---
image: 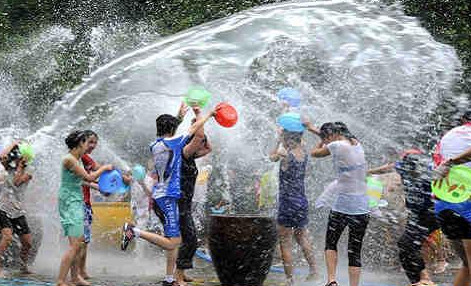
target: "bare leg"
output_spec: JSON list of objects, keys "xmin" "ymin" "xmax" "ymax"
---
[
  {"xmin": 419, "ymin": 269, "xmax": 433, "ymax": 283},
  {"xmin": 325, "ymin": 250, "xmax": 338, "ymax": 284},
  {"xmin": 167, "ymin": 249, "xmax": 179, "ymax": 284},
  {"xmin": 348, "ymin": 266, "xmax": 361, "ymax": 286},
  {"xmin": 294, "ymin": 228, "xmax": 317, "ymax": 277},
  {"xmin": 453, "ymin": 266, "xmax": 470, "ymax": 286},
  {"xmin": 18, "ymin": 233, "xmax": 32, "ymax": 274},
  {"xmin": 139, "ymin": 229, "xmax": 181, "ymax": 250},
  {"xmin": 0, "ymin": 228, "xmax": 13, "ymax": 278},
  {"xmin": 455, "ymin": 239, "xmax": 471, "ymax": 286},
  {"xmin": 70, "ymin": 242, "xmax": 89, "ymax": 286},
  {"xmin": 278, "ymin": 225, "xmax": 294, "ymax": 281},
  {"xmin": 78, "ymin": 243, "xmax": 91, "ymax": 279},
  {"xmin": 57, "ymin": 237, "xmax": 85, "ymax": 286},
  {"xmin": 175, "ymin": 269, "xmax": 186, "ymax": 285}
]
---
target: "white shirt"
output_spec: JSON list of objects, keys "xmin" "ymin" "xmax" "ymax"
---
[
  {"xmin": 438, "ymin": 124, "xmax": 471, "ymax": 168},
  {"xmin": 0, "ymin": 164, "xmax": 5, "ymax": 185},
  {"xmin": 193, "ymin": 165, "xmax": 212, "ymax": 203},
  {"xmin": 326, "ymin": 140, "xmax": 369, "ymax": 215},
  {"xmin": 131, "ymin": 175, "xmax": 154, "ymax": 228},
  {"xmin": 0, "ymin": 165, "xmax": 30, "ymax": 218}
]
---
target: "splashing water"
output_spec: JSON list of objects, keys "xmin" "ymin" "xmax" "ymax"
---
[{"xmin": 0, "ymin": 0, "xmax": 462, "ymax": 281}]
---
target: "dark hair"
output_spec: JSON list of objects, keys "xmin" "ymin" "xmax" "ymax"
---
[
  {"xmin": 399, "ymin": 152, "xmax": 430, "ymax": 178},
  {"xmin": 334, "ymin": 122, "xmax": 356, "ymax": 140},
  {"xmin": 319, "ymin": 122, "xmax": 336, "ymax": 139},
  {"xmin": 83, "ymin": 130, "xmax": 98, "ymax": 140},
  {"xmin": 461, "ymin": 111, "xmax": 471, "ymax": 123},
  {"xmin": 320, "ymin": 122, "xmax": 357, "ymax": 144},
  {"xmin": 283, "ymin": 131, "xmax": 303, "ymax": 147},
  {"xmin": 6, "ymin": 145, "xmax": 21, "ymax": 170},
  {"xmin": 65, "ymin": 130, "xmax": 87, "ymax": 150},
  {"xmin": 156, "ymin": 114, "xmax": 180, "ymax": 137}
]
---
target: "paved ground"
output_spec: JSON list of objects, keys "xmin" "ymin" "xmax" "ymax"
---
[{"xmin": 0, "ymin": 255, "xmax": 457, "ymax": 286}]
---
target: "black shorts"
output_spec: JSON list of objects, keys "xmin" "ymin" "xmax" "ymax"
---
[
  {"xmin": 0, "ymin": 211, "xmax": 31, "ymax": 236},
  {"xmin": 437, "ymin": 209, "xmax": 471, "ymax": 240}
]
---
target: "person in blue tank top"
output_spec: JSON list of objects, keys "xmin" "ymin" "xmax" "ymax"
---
[
  {"xmin": 121, "ymin": 103, "xmax": 215, "ymax": 286},
  {"xmin": 270, "ymin": 130, "xmax": 317, "ymax": 286}
]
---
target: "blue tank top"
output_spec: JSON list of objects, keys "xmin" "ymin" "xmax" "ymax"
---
[{"xmin": 278, "ymin": 152, "xmax": 308, "ymax": 209}]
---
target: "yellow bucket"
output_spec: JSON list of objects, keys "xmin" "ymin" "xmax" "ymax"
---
[{"xmin": 92, "ymin": 202, "xmax": 132, "ymax": 248}]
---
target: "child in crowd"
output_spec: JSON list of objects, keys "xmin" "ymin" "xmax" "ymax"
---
[
  {"xmin": 124, "ymin": 160, "xmax": 156, "ymax": 230},
  {"xmin": 56, "ymin": 131, "xmax": 113, "ymax": 286},
  {"xmin": 0, "ymin": 141, "xmax": 33, "ymax": 277},
  {"xmin": 255, "ymin": 168, "xmax": 278, "ymax": 216},
  {"xmin": 270, "ymin": 129, "xmax": 317, "ymax": 285},
  {"xmin": 192, "ymin": 163, "xmax": 212, "ymax": 244},
  {"xmin": 121, "ymin": 103, "xmax": 215, "ymax": 286},
  {"xmin": 121, "ymin": 162, "xmax": 162, "ymax": 258}
]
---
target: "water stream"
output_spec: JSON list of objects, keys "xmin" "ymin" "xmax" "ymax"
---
[{"xmin": 0, "ymin": 0, "xmax": 462, "ymax": 282}]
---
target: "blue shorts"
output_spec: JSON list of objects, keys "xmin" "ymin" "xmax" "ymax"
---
[
  {"xmin": 435, "ymin": 200, "xmax": 471, "ymax": 239},
  {"xmin": 277, "ymin": 204, "xmax": 309, "ymax": 228},
  {"xmin": 153, "ymin": 197, "xmax": 180, "ymax": 238},
  {"xmin": 83, "ymin": 204, "xmax": 93, "ymax": 243}
]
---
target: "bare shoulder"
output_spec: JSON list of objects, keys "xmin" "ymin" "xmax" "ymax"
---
[{"xmin": 63, "ymin": 154, "xmax": 77, "ymax": 169}]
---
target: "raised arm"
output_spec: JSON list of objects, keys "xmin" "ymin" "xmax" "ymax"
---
[
  {"xmin": 184, "ymin": 107, "xmax": 209, "ymax": 159},
  {"xmin": 269, "ymin": 141, "xmax": 286, "ymax": 162},
  {"xmin": 304, "ymin": 121, "xmax": 321, "ymax": 136},
  {"xmin": 176, "ymin": 102, "xmax": 189, "ymax": 124},
  {"xmin": 310, "ymin": 141, "xmax": 331, "ymax": 158},
  {"xmin": 188, "ymin": 109, "xmax": 215, "ymax": 137},
  {"xmin": 12, "ymin": 158, "xmax": 32, "ymax": 187},
  {"xmin": 0, "ymin": 141, "xmax": 19, "ymax": 157}
]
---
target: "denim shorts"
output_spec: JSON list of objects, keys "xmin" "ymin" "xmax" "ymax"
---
[{"xmin": 83, "ymin": 204, "xmax": 93, "ymax": 243}]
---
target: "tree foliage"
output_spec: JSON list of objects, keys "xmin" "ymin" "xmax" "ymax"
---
[
  {"xmin": 0, "ymin": 0, "xmax": 469, "ymax": 125},
  {"xmin": 402, "ymin": 0, "xmax": 471, "ymax": 91}
]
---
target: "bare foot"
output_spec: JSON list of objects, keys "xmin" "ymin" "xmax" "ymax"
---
[
  {"xmin": 56, "ymin": 282, "xmax": 69, "ymax": 286},
  {"xmin": 70, "ymin": 277, "xmax": 91, "ymax": 286},
  {"xmin": 79, "ymin": 272, "xmax": 91, "ymax": 280},
  {"xmin": 433, "ymin": 261, "xmax": 449, "ymax": 274},
  {"xmin": 183, "ymin": 276, "xmax": 193, "ymax": 282},
  {"xmin": 305, "ymin": 271, "xmax": 322, "ymax": 282},
  {"xmin": 20, "ymin": 267, "xmax": 34, "ymax": 275},
  {"xmin": 185, "ymin": 275, "xmax": 205, "ymax": 283},
  {"xmin": 417, "ymin": 281, "xmax": 437, "ymax": 286},
  {"xmin": 175, "ymin": 270, "xmax": 188, "ymax": 286}
]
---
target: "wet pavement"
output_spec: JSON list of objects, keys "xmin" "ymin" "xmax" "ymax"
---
[{"xmin": 0, "ymin": 254, "xmax": 458, "ymax": 286}]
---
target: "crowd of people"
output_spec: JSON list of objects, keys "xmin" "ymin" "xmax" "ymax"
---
[{"xmin": 1, "ymin": 96, "xmax": 471, "ymax": 286}]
